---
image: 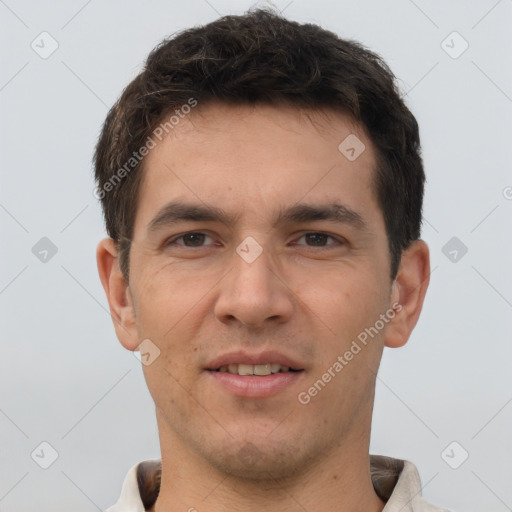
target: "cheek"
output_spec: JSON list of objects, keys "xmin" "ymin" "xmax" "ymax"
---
[
  {"xmin": 296, "ymin": 268, "xmax": 390, "ymax": 388},
  {"xmin": 301, "ymin": 266, "xmax": 386, "ymax": 335},
  {"xmin": 133, "ymin": 260, "xmax": 209, "ymax": 334},
  {"xmin": 134, "ymin": 260, "xmax": 220, "ymax": 351}
]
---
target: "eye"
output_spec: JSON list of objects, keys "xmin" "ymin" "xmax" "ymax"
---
[
  {"xmin": 293, "ymin": 232, "xmax": 344, "ymax": 248},
  {"xmin": 165, "ymin": 232, "xmax": 215, "ymax": 247}
]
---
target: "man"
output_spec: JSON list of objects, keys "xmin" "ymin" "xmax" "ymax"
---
[{"xmin": 95, "ymin": 8, "xmax": 448, "ymax": 512}]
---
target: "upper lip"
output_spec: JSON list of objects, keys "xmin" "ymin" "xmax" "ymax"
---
[{"xmin": 206, "ymin": 350, "xmax": 305, "ymax": 371}]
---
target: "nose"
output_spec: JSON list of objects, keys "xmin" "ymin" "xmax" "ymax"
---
[{"xmin": 213, "ymin": 239, "xmax": 295, "ymax": 329}]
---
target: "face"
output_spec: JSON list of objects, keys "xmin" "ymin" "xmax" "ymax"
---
[{"xmin": 114, "ymin": 103, "xmax": 403, "ymax": 479}]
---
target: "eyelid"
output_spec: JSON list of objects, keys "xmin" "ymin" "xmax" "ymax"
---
[
  {"xmin": 164, "ymin": 231, "xmax": 216, "ymax": 247},
  {"xmin": 292, "ymin": 232, "xmax": 346, "ymax": 247},
  {"xmin": 163, "ymin": 230, "xmax": 347, "ymax": 248}
]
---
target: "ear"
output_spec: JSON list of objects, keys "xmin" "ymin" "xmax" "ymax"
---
[
  {"xmin": 384, "ymin": 240, "xmax": 430, "ymax": 348},
  {"xmin": 96, "ymin": 238, "xmax": 139, "ymax": 351}
]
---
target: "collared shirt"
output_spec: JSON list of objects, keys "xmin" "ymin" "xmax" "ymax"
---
[{"xmin": 105, "ymin": 454, "xmax": 451, "ymax": 512}]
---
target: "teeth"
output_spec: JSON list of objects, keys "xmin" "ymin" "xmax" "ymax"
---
[
  {"xmin": 221, "ymin": 363, "xmax": 292, "ymax": 376},
  {"xmin": 251, "ymin": 363, "xmax": 269, "ymax": 375},
  {"xmin": 238, "ymin": 364, "xmax": 253, "ymax": 376},
  {"xmin": 270, "ymin": 363, "xmax": 281, "ymax": 374}
]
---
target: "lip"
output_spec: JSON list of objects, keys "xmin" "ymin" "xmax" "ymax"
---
[
  {"xmin": 207, "ymin": 369, "xmax": 305, "ymax": 398},
  {"xmin": 206, "ymin": 349, "xmax": 305, "ymax": 371}
]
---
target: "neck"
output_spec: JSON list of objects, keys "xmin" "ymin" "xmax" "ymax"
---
[{"xmin": 152, "ymin": 410, "xmax": 385, "ymax": 512}]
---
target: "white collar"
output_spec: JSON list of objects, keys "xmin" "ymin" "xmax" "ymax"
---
[{"xmin": 106, "ymin": 454, "xmax": 449, "ymax": 511}]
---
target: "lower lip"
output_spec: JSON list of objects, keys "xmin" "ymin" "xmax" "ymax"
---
[{"xmin": 207, "ymin": 370, "xmax": 304, "ymax": 398}]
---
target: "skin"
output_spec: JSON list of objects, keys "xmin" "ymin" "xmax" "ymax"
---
[{"xmin": 97, "ymin": 102, "xmax": 430, "ymax": 512}]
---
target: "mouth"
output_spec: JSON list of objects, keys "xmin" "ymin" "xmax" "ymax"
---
[
  {"xmin": 206, "ymin": 362, "xmax": 305, "ymax": 398},
  {"xmin": 209, "ymin": 363, "xmax": 304, "ymax": 376},
  {"xmin": 205, "ymin": 350, "xmax": 306, "ymax": 397}
]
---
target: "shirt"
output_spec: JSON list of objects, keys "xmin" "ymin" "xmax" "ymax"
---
[{"xmin": 105, "ymin": 454, "xmax": 452, "ymax": 512}]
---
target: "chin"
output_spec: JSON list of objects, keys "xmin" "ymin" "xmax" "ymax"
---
[{"xmin": 199, "ymin": 436, "xmax": 317, "ymax": 482}]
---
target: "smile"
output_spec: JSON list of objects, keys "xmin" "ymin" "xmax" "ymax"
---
[{"xmin": 212, "ymin": 363, "xmax": 302, "ymax": 376}]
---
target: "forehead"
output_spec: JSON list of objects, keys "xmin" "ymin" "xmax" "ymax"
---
[{"xmin": 133, "ymin": 102, "xmax": 382, "ymax": 233}]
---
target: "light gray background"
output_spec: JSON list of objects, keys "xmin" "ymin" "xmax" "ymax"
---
[{"xmin": 1, "ymin": 0, "xmax": 511, "ymax": 511}]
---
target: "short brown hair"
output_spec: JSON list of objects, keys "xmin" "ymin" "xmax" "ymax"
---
[{"xmin": 94, "ymin": 7, "xmax": 424, "ymax": 281}]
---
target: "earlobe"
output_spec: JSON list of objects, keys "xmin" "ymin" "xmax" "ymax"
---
[
  {"xmin": 96, "ymin": 238, "xmax": 139, "ymax": 351},
  {"xmin": 384, "ymin": 240, "xmax": 430, "ymax": 349}
]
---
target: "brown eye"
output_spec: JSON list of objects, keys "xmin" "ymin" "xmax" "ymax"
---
[
  {"xmin": 166, "ymin": 232, "xmax": 213, "ymax": 247},
  {"xmin": 305, "ymin": 233, "xmax": 329, "ymax": 246},
  {"xmin": 295, "ymin": 232, "xmax": 343, "ymax": 247},
  {"xmin": 181, "ymin": 233, "xmax": 206, "ymax": 246}
]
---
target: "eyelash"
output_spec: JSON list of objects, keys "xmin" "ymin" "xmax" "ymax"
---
[{"xmin": 164, "ymin": 231, "xmax": 346, "ymax": 249}]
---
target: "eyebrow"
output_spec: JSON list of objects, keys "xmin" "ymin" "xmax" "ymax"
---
[{"xmin": 147, "ymin": 200, "xmax": 368, "ymax": 233}]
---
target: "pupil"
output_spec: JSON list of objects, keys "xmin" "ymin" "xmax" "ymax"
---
[
  {"xmin": 306, "ymin": 233, "xmax": 326, "ymax": 246},
  {"xmin": 184, "ymin": 233, "xmax": 204, "ymax": 246}
]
